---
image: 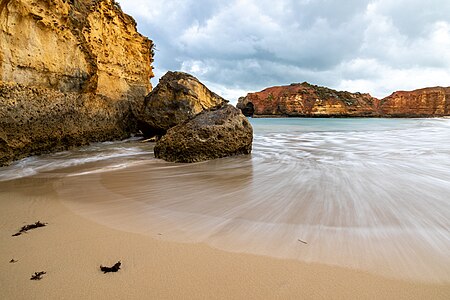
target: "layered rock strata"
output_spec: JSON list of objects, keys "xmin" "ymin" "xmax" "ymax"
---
[
  {"xmin": 0, "ymin": 0, "xmax": 154, "ymax": 166},
  {"xmin": 380, "ymin": 87, "xmax": 450, "ymax": 117},
  {"xmin": 237, "ymin": 83, "xmax": 450, "ymax": 118},
  {"xmin": 237, "ymin": 83, "xmax": 378, "ymax": 117}
]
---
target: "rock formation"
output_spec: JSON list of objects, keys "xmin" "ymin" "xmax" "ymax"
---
[
  {"xmin": 139, "ymin": 71, "xmax": 252, "ymax": 163},
  {"xmin": 154, "ymin": 104, "xmax": 253, "ymax": 163},
  {"xmin": 137, "ymin": 71, "xmax": 226, "ymax": 137},
  {"xmin": 380, "ymin": 87, "xmax": 450, "ymax": 117},
  {"xmin": 237, "ymin": 83, "xmax": 450, "ymax": 118},
  {"xmin": 0, "ymin": 0, "xmax": 154, "ymax": 166},
  {"xmin": 237, "ymin": 82, "xmax": 379, "ymax": 117}
]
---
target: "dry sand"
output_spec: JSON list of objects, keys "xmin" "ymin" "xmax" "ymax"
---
[{"xmin": 1, "ymin": 181, "xmax": 449, "ymax": 300}]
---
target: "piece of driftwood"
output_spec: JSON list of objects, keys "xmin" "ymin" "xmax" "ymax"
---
[
  {"xmin": 30, "ymin": 271, "xmax": 46, "ymax": 280},
  {"xmin": 9, "ymin": 259, "xmax": 18, "ymax": 263},
  {"xmin": 12, "ymin": 221, "xmax": 47, "ymax": 236},
  {"xmin": 100, "ymin": 261, "xmax": 121, "ymax": 273},
  {"xmin": 298, "ymin": 239, "xmax": 308, "ymax": 244}
]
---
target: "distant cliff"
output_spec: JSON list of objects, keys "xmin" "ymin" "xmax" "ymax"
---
[
  {"xmin": 237, "ymin": 82, "xmax": 378, "ymax": 117},
  {"xmin": 380, "ymin": 87, "xmax": 450, "ymax": 117},
  {"xmin": 0, "ymin": 0, "xmax": 154, "ymax": 166},
  {"xmin": 237, "ymin": 83, "xmax": 450, "ymax": 118}
]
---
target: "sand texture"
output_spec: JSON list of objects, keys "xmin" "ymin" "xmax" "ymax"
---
[{"xmin": 0, "ymin": 177, "xmax": 449, "ymax": 300}]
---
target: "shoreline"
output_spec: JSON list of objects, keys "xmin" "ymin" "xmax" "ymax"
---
[{"xmin": 1, "ymin": 178, "xmax": 449, "ymax": 299}]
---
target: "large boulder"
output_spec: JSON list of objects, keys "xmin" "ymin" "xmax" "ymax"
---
[
  {"xmin": 154, "ymin": 104, "xmax": 253, "ymax": 163},
  {"xmin": 138, "ymin": 71, "xmax": 227, "ymax": 136}
]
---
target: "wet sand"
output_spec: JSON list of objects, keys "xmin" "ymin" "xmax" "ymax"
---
[
  {"xmin": 1, "ymin": 118, "xmax": 450, "ymax": 299},
  {"xmin": 1, "ymin": 178, "xmax": 449, "ymax": 299}
]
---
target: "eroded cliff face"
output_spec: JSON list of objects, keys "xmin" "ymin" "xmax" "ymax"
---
[
  {"xmin": 237, "ymin": 82, "xmax": 379, "ymax": 117},
  {"xmin": 237, "ymin": 83, "xmax": 450, "ymax": 118},
  {"xmin": 0, "ymin": 0, "xmax": 154, "ymax": 165},
  {"xmin": 380, "ymin": 87, "xmax": 450, "ymax": 117}
]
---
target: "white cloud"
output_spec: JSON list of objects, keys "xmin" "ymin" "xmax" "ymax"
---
[
  {"xmin": 118, "ymin": 0, "xmax": 450, "ymax": 101},
  {"xmin": 204, "ymin": 81, "xmax": 249, "ymax": 104},
  {"xmin": 337, "ymin": 59, "xmax": 450, "ymax": 98},
  {"xmin": 180, "ymin": 60, "xmax": 210, "ymax": 76}
]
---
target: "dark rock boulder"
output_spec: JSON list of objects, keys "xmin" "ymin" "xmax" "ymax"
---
[
  {"xmin": 154, "ymin": 105, "xmax": 253, "ymax": 163},
  {"xmin": 138, "ymin": 71, "xmax": 227, "ymax": 137}
]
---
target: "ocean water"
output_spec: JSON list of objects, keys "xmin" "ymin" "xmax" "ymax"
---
[{"xmin": 1, "ymin": 118, "xmax": 450, "ymax": 282}]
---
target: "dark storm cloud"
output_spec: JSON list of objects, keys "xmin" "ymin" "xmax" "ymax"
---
[{"xmin": 119, "ymin": 0, "xmax": 450, "ymax": 101}]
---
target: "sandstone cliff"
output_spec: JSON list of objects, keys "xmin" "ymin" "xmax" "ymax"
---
[
  {"xmin": 237, "ymin": 82, "xmax": 379, "ymax": 117},
  {"xmin": 380, "ymin": 87, "xmax": 450, "ymax": 117},
  {"xmin": 237, "ymin": 83, "xmax": 450, "ymax": 118},
  {"xmin": 0, "ymin": 0, "xmax": 154, "ymax": 166}
]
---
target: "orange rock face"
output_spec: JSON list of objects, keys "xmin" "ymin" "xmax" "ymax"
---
[
  {"xmin": 0, "ymin": 0, "xmax": 154, "ymax": 166},
  {"xmin": 237, "ymin": 82, "xmax": 379, "ymax": 117},
  {"xmin": 380, "ymin": 87, "xmax": 450, "ymax": 117},
  {"xmin": 237, "ymin": 83, "xmax": 450, "ymax": 118}
]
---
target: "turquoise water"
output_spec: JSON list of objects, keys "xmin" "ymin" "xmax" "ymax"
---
[
  {"xmin": 250, "ymin": 117, "xmax": 432, "ymax": 132},
  {"xmin": 1, "ymin": 118, "xmax": 450, "ymax": 282}
]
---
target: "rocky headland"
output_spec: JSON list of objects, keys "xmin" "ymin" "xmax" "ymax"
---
[
  {"xmin": 0, "ymin": 0, "xmax": 154, "ymax": 166},
  {"xmin": 380, "ymin": 87, "xmax": 450, "ymax": 117},
  {"xmin": 237, "ymin": 83, "xmax": 450, "ymax": 118}
]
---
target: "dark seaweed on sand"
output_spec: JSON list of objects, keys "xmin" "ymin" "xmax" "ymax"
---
[
  {"xmin": 100, "ymin": 261, "xmax": 121, "ymax": 273},
  {"xmin": 30, "ymin": 271, "xmax": 46, "ymax": 280},
  {"xmin": 12, "ymin": 221, "xmax": 47, "ymax": 236}
]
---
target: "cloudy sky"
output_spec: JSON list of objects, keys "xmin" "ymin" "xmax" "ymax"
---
[{"xmin": 118, "ymin": 0, "xmax": 450, "ymax": 103}]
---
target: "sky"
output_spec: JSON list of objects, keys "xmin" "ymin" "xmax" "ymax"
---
[{"xmin": 118, "ymin": 0, "xmax": 450, "ymax": 103}]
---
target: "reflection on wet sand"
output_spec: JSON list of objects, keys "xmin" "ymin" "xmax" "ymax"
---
[
  {"xmin": 54, "ymin": 118, "xmax": 450, "ymax": 283},
  {"xmin": 1, "ymin": 118, "xmax": 449, "ymax": 283}
]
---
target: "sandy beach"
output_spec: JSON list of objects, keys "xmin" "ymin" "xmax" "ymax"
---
[
  {"xmin": 1, "ymin": 177, "xmax": 449, "ymax": 300},
  {"xmin": 1, "ymin": 0, "xmax": 450, "ymax": 298}
]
